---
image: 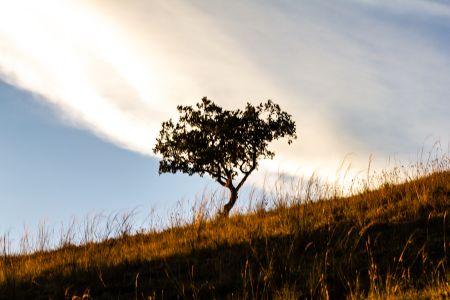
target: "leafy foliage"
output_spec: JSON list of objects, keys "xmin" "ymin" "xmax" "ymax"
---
[{"xmin": 153, "ymin": 97, "xmax": 297, "ymax": 214}]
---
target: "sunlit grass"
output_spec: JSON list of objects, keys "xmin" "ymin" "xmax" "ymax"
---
[{"xmin": 0, "ymin": 148, "xmax": 449, "ymax": 299}]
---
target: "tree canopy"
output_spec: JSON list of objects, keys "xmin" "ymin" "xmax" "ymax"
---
[{"xmin": 153, "ymin": 97, "xmax": 297, "ymax": 216}]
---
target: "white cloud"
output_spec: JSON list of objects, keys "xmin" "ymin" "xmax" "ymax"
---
[
  {"xmin": 0, "ymin": 0, "xmax": 297, "ymax": 155},
  {"xmin": 0, "ymin": 0, "xmax": 448, "ymax": 182}
]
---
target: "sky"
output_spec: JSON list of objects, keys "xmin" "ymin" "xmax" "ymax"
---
[{"xmin": 0, "ymin": 0, "xmax": 449, "ymax": 247}]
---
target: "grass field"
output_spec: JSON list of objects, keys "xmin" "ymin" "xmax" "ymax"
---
[{"xmin": 1, "ymin": 152, "xmax": 449, "ymax": 299}]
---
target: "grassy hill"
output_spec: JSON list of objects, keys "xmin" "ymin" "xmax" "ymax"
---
[{"xmin": 1, "ymin": 167, "xmax": 449, "ymax": 299}]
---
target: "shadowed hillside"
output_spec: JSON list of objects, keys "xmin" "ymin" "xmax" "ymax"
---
[{"xmin": 1, "ymin": 166, "xmax": 449, "ymax": 299}]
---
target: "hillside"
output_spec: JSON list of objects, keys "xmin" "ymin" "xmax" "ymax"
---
[{"xmin": 1, "ymin": 169, "xmax": 449, "ymax": 299}]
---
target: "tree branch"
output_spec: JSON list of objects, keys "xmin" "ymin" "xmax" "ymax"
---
[
  {"xmin": 236, "ymin": 146, "xmax": 257, "ymax": 191},
  {"xmin": 215, "ymin": 165, "xmax": 227, "ymax": 186},
  {"xmin": 236, "ymin": 168, "xmax": 254, "ymax": 191},
  {"xmin": 219, "ymin": 161, "xmax": 233, "ymax": 184},
  {"xmin": 216, "ymin": 178, "xmax": 226, "ymax": 187}
]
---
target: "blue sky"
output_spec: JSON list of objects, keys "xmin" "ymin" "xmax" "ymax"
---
[
  {"xmin": 0, "ymin": 0, "xmax": 449, "ymax": 246},
  {"xmin": 0, "ymin": 80, "xmax": 211, "ymax": 239}
]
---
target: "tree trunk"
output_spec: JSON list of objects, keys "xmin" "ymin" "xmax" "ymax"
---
[{"xmin": 222, "ymin": 188, "xmax": 238, "ymax": 217}]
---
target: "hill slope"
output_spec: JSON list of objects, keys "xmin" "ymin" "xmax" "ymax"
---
[{"xmin": 1, "ymin": 171, "xmax": 449, "ymax": 299}]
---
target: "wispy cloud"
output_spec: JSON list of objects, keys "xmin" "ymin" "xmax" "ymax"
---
[
  {"xmin": 0, "ymin": 0, "xmax": 283, "ymax": 155},
  {"xmin": 0, "ymin": 0, "xmax": 448, "ymax": 178}
]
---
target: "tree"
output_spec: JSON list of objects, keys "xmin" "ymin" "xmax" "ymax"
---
[{"xmin": 153, "ymin": 97, "xmax": 297, "ymax": 216}]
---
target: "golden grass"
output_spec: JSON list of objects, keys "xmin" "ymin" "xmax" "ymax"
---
[{"xmin": 1, "ymin": 153, "xmax": 449, "ymax": 299}]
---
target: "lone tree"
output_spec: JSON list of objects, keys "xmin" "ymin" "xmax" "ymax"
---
[{"xmin": 153, "ymin": 97, "xmax": 297, "ymax": 216}]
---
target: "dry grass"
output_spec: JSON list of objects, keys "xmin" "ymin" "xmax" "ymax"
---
[{"xmin": 0, "ymin": 150, "xmax": 449, "ymax": 299}]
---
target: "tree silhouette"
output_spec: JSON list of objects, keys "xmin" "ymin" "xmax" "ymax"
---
[{"xmin": 153, "ymin": 97, "xmax": 297, "ymax": 216}]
